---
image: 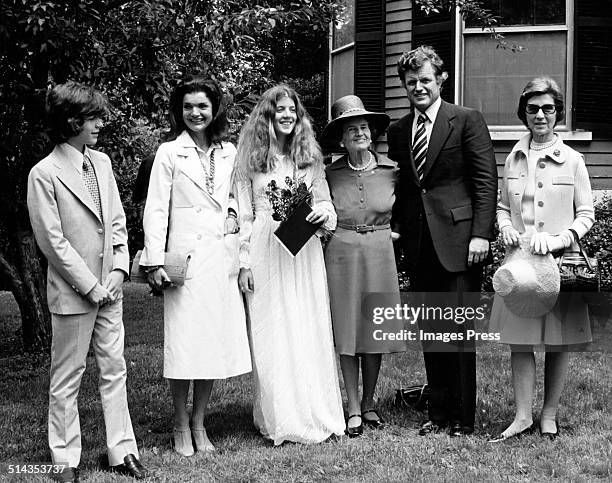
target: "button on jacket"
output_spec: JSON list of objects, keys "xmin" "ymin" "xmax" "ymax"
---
[
  {"xmin": 497, "ymin": 134, "xmax": 595, "ymax": 247},
  {"xmin": 27, "ymin": 143, "xmax": 129, "ymax": 314}
]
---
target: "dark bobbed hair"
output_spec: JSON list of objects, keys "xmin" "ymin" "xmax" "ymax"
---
[
  {"xmin": 169, "ymin": 75, "xmax": 228, "ymax": 143},
  {"xmin": 517, "ymin": 76, "xmax": 565, "ymax": 127},
  {"xmin": 397, "ymin": 45, "xmax": 447, "ymax": 88},
  {"xmin": 46, "ymin": 82, "xmax": 108, "ymax": 144}
]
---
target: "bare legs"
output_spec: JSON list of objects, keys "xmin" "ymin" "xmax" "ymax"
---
[
  {"xmin": 169, "ymin": 379, "xmax": 215, "ymax": 455},
  {"xmin": 500, "ymin": 349, "xmax": 569, "ymax": 438},
  {"xmin": 340, "ymin": 354, "xmax": 383, "ymax": 428}
]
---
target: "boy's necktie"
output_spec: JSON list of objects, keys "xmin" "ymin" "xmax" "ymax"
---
[{"xmin": 82, "ymin": 155, "xmax": 103, "ymax": 220}]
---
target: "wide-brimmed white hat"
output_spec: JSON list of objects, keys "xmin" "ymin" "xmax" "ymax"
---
[
  {"xmin": 493, "ymin": 240, "xmax": 560, "ymax": 318},
  {"xmin": 321, "ymin": 95, "xmax": 390, "ymax": 147}
]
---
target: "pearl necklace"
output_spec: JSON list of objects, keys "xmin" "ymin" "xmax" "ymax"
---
[
  {"xmin": 530, "ymin": 135, "xmax": 558, "ymax": 151},
  {"xmin": 347, "ymin": 151, "xmax": 374, "ymax": 171}
]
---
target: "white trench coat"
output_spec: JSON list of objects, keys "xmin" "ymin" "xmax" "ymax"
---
[{"xmin": 142, "ymin": 131, "xmax": 251, "ymax": 379}]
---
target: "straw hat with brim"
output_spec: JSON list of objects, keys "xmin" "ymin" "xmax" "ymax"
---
[
  {"xmin": 493, "ymin": 242, "xmax": 560, "ymax": 318},
  {"xmin": 322, "ymin": 95, "xmax": 390, "ymax": 147}
]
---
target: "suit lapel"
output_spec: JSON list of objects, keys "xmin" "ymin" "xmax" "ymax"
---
[
  {"xmin": 55, "ymin": 154, "xmax": 102, "ymax": 222},
  {"xmin": 422, "ymin": 101, "xmax": 454, "ymax": 181}
]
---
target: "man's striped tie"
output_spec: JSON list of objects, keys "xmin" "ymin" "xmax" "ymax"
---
[{"xmin": 413, "ymin": 114, "xmax": 428, "ymax": 181}]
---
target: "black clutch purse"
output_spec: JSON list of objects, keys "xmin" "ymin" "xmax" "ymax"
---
[{"xmin": 558, "ymin": 244, "xmax": 600, "ymax": 292}]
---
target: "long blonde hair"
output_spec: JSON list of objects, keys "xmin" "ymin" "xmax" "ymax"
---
[{"xmin": 236, "ymin": 84, "xmax": 322, "ymax": 175}]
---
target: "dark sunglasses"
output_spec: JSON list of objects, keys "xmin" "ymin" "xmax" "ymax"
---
[{"xmin": 525, "ymin": 104, "xmax": 556, "ymax": 115}]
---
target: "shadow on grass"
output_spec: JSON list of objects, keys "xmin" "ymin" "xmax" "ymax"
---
[{"xmin": 1, "ymin": 286, "xmax": 611, "ymax": 480}]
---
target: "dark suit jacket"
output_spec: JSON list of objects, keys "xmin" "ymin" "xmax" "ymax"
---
[{"xmin": 388, "ymin": 100, "xmax": 497, "ymax": 273}]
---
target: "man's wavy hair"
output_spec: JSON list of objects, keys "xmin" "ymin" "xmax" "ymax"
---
[
  {"xmin": 169, "ymin": 75, "xmax": 228, "ymax": 143},
  {"xmin": 236, "ymin": 84, "xmax": 322, "ymax": 175},
  {"xmin": 397, "ymin": 45, "xmax": 448, "ymax": 88},
  {"xmin": 46, "ymin": 82, "xmax": 108, "ymax": 144}
]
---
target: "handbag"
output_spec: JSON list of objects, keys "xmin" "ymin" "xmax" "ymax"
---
[
  {"xmin": 557, "ymin": 243, "xmax": 600, "ymax": 292},
  {"xmin": 130, "ymin": 250, "xmax": 191, "ymax": 286},
  {"xmin": 394, "ymin": 384, "xmax": 430, "ymax": 412}
]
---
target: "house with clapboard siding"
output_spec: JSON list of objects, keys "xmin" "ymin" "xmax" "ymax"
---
[{"xmin": 329, "ymin": 0, "xmax": 612, "ymax": 190}]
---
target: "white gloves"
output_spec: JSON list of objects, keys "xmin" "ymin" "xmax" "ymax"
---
[
  {"xmin": 530, "ymin": 230, "xmax": 574, "ymax": 255},
  {"xmin": 501, "ymin": 226, "xmax": 575, "ymax": 254}
]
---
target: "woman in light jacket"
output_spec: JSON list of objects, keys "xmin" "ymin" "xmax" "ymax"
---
[
  {"xmin": 488, "ymin": 76, "xmax": 594, "ymax": 442},
  {"xmin": 141, "ymin": 75, "xmax": 251, "ymax": 456}
]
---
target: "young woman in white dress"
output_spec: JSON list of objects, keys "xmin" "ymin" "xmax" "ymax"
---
[
  {"xmin": 235, "ymin": 84, "xmax": 345, "ymax": 445},
  {"xmin": 142, "ymin": 75, "xmax": 251, "ymax": 456}
]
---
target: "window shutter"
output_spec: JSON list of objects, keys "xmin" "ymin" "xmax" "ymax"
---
[
  {"xmin": 354, "ymin": 0, "xmax": 385, "ymax": 112},
  {"xmin": 412, "ymin": 5, "xmax": 454, "ymax": 103},
  {"xmin": 574, "ymin": 1, "xmax": 612, "ymax": 136}
]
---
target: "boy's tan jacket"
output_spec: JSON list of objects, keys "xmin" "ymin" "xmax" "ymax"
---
[{"xmin": 27, "ymin": 143, "xmax": 129, "ymax": 314}]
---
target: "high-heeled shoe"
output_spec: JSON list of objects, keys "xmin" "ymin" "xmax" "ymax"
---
[
  {"xmin": 192, "ymin": 427, "xmax": 216, "ymax": 452},
  {"xmin": 173, "ymin": 428, "xmax": 195, "ymax": 457}
]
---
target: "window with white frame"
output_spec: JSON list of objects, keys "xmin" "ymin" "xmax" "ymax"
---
[
  {"xmin": 459, "ymin": 0, "xmax": 571, "ymax": 129},
  {"xmin": 330, "ymin": 0, "xmax": 356, "ymax": 103}
]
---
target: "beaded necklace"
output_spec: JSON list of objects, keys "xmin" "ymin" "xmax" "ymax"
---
[
  {"xmin": 530, "ymin": 135, "xmax": 558, "ymax": 151},
  {"xmin": 347, "ymin": 151, "xmax": 374, "ymax": 171}
]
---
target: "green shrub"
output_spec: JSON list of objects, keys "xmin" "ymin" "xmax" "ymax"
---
[{"xmin": 582, "ymin": 194, "xmax": 612, "ymax": 291}]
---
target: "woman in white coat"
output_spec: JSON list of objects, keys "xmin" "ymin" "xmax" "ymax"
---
[{"xmin": 141, "ymin": 75, "xmax": 251, "ymax": 456}]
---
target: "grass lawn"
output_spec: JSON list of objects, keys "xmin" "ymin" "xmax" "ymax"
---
[{"xmin": 0, "ymin": 284, "xmax": 610, "ymax": 482}]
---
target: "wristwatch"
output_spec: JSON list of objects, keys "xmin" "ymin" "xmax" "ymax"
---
[{"xmin": 144, "ymin": 265, "xmax": 162, "ymax": 274}]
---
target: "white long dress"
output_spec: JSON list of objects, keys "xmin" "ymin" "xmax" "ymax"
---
[
  {"xmin": 236, "ymin": 156, "xmax": 345, "ymax": 445},
  {"xmin": 142, "ymin": 132, "xmax": 252, "ymax": 379}
]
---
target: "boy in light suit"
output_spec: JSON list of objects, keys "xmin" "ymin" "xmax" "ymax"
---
[{"xmin": 27, "ymin": 82, "xmax": 147, "ymax": 482}]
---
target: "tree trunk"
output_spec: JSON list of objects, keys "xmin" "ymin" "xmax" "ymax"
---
[{"xmin": 0, "ymin": 231, "xmax": 51, "ymax": 352}]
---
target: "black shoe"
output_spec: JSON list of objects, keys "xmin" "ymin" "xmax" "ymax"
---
[
  {"xmin": 488, "ymin": 423, "xmax": 534, "ymax": 443},
  {"xmin": 361, "ymin": 409, "xmax": 385, "ymax": 429},
  {"xmin": 449, "ymin": 422, "xmax": 474, "ymax": 437},
  {"xmin": 110, "ymin": 454, "xmax": 148, "ymax": 480},
  {"xmin": 540, "ymin": 420, "xmax": 560, "ymax": 441},
  {"xmin": 50, "ymin": 467, "xmax": 79, "ymax": 483},
  {"xmin": 345, "ymin": 414, "xmax": 363, "ymax": 438},
  {"xmin": 418, "ymin": 420, "xmax": 446, "ymax": 436}
]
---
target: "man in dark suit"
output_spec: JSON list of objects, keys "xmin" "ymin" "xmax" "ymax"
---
[{"xmin": 388, "ymin": 46, "xmax": 497, "ymax": 437}]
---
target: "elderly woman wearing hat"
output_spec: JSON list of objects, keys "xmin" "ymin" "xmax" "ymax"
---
[
  {"xmin": 322, "ymin": 95, "xmax": 406, "ymax": 437},
  {"xmin": 488, "ymin": 76, "xmax": 595, "ymax": 442}
]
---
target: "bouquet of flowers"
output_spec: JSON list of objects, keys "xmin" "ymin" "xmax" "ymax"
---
[{"xmin": 264, "ymin": 175, "xmax": 312, "ymax": 222}]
